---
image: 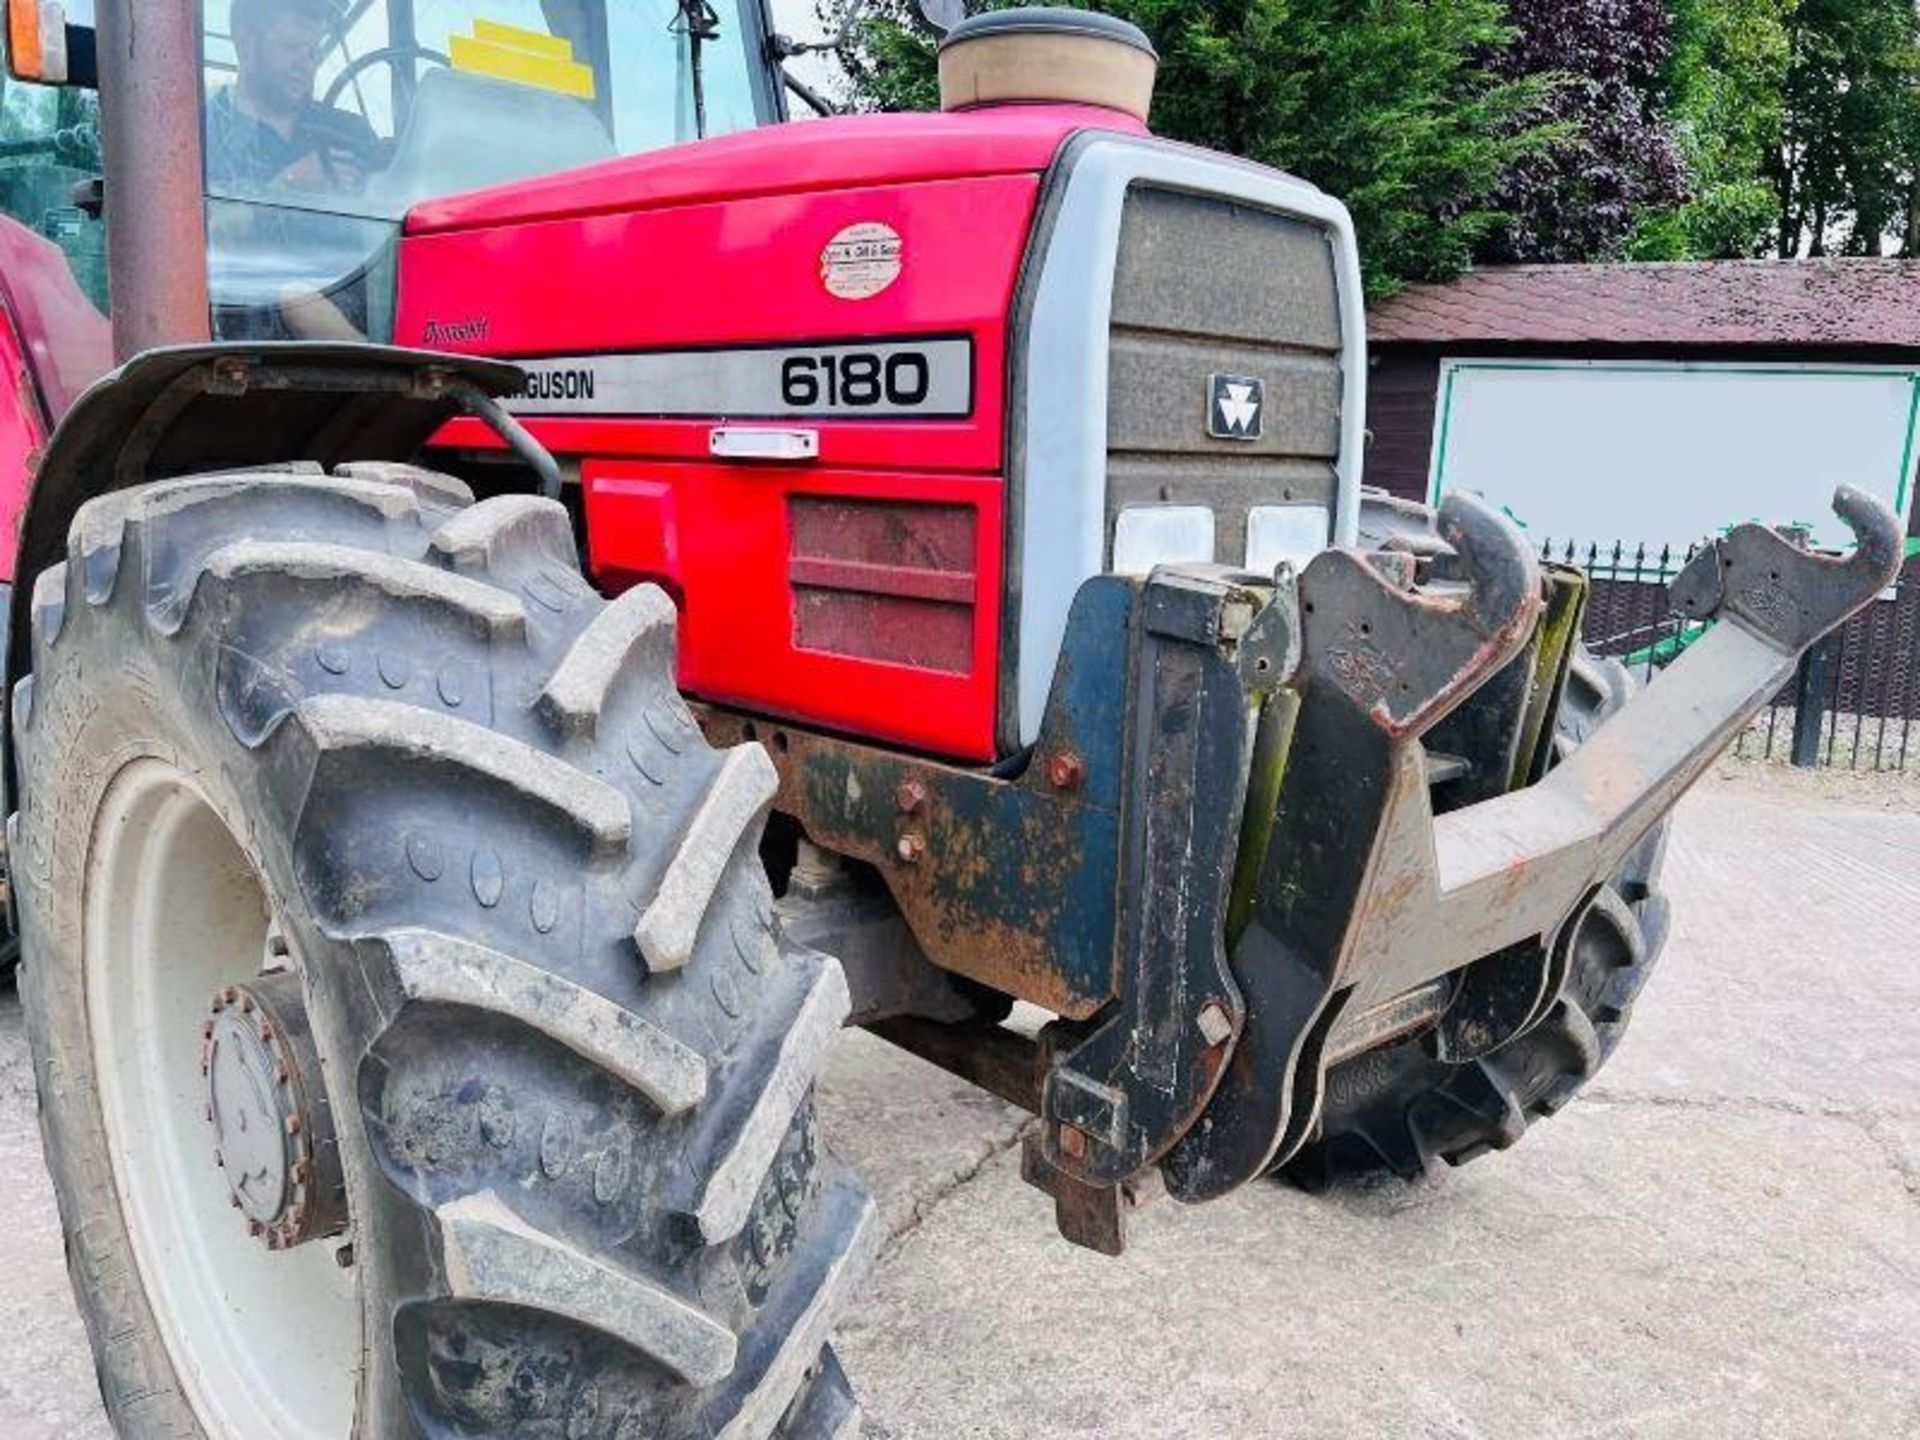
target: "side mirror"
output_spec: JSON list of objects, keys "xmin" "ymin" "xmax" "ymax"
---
[{"xmin": 6, "ymin": 0, "xmax": 95, "ymax": 86}]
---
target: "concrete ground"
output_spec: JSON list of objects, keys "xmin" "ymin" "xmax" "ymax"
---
[{"xmin": 0, "ymin": 761, "xmax": 1915, "ymax": 1438}]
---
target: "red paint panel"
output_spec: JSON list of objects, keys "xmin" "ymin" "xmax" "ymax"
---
[
  {"xmin": 0, "ymin": 302, "xmax": 47, "ymax": 583},
  {"xmin": 587, "ymin": 460, "xmax": 1003, "ymax": 761},
  {"xmin": 0, "ymin": 217, "xmax": 110, "ymax": 424},
  {"xmin": 430, "ymin": 411, "xmax": 1004, "ymax": 476},
  {"xmin": 407, "ymin": 106, "xmax": 1142, "ymax": 234},
  {"xmin": 398, "ymin": 174, "xmax": 1038, "ymax": 474},
  {"xmin": 397, "ymin": 108, "xmax": 1085, "ymax": 757}
]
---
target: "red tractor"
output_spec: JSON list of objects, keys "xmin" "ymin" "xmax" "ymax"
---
[{"xmin": 0, "ymin": 1, "xmax": 1900, "ymax": 1435}]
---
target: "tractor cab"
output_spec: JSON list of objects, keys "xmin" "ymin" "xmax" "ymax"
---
[
  {"xmin": 195, "ymin": 0, "xmax": 781, "ymax": 341},
  {"xmin": 1, "ymin": 0, "xmax": 783, "ymax": 361}
]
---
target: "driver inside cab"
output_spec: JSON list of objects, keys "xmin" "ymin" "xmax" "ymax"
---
[{"xmin": 205, "ymin": 0, "xmax": 378, "ymax": 195}]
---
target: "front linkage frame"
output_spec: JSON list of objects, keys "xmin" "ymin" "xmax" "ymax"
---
[{"xmin": 712, "ymin": 485, "xmax": 1903, "ymax": 1254}]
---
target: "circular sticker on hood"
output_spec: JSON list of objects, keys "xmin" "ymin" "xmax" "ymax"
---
[{"xmin": 821, "ymin": 222, "xmax": 903, "ymax": 300}]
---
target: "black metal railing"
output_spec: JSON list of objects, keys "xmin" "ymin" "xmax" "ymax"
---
[{"xmin": 1540, "ymin": 537, "xmax": 1920, "ymax": 773}]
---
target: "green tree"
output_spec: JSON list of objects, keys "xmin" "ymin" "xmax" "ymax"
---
[
  {"xmin": 839, "ymin": 0, "xmax": 1551, "ymax": 298},
  {"xmin": 1632, "ymin": 0, "xmax": 1793, "ymax": 259},
  {"xmin": 1773, "ymin": 0, "xmax": 1920, "ymax": 256}
]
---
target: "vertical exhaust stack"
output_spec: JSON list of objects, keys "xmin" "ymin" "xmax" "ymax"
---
[
  {"xmin": 95, "ymin": 0, "xmax": 212, "ymax": 359},
  {"xmin": 937, "ymin": 7, "xmax": 1159, "ymax": 123}
]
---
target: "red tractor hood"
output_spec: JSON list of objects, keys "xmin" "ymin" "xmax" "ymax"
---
[
  {"xmin": 394, "ymin": 104, "xmax": 1149, "ymax": 762},
  {"xmin": 404, "ymin": 106, "xmax": 1145, "ymax": 234}
]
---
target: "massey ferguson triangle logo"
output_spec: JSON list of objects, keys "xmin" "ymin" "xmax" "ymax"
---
[{"xmin": 1209, "ymin": 373, "xmax": 1264, "ymax": 440}]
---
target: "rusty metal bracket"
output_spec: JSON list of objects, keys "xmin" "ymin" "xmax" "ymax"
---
[
  {"xmin": 704, "ymin": 579, "xmax": 1138, "ymax": 1021},
  {"xmin": 709, "ymin": 565, "xmax": 1298, "ymax": 1241},
  {"xmin": 1036, "ymin": 568, "xmax": 1296, "ymax": 1191},
  {"xmin": 1165, "ymin": 487, "xmax": 1902, "ymax": 1201},
  {"xmin": 1019, "ymin": 1132, "xmax": 1164, "ymax": 1257},
  {"xmin": 1163, "ymin": 491, "xmax": 1542, "ymax": 1202},
  {"xmin": 722, "ymin": 487, "xmax": 1897, "ymax": 1248}
]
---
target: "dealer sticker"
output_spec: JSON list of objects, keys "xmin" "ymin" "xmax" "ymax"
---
[{"xmin": 821, "ymin": 222, "xmax": 903, "ymax": 300}]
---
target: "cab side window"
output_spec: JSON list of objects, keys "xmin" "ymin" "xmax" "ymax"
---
[{"xmin": 0, "ymin": 67, "xmax": 108, "ymax": 311}]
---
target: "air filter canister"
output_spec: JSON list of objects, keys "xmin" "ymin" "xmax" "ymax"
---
[{"xmin": 937, "ymin": 8, "xmax": 1159, "ymax": 122}]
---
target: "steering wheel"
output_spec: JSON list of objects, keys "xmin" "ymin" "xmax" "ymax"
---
[{"xmin": 320, "ymin": 43, "xmax": 453, "ymax": 132}]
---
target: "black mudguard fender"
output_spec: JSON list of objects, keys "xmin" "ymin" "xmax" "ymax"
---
[{"xmin": 1, "ymin": 341, "xmax": 531, "ymax": 809}]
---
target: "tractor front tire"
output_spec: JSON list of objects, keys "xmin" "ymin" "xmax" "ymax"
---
[
  {"xmin": 13, "ymin": 465, "xmax": 871, "ymax": 1438},
  {"xmin": 1289, "ymin": 648, "xmax": 1672, "ymax": 1183}
]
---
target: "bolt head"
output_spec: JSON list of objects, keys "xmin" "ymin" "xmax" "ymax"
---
[
  {"xmin": 895, "ymin": 833, "xmax": 926, "ymax": 864},
  {"xmin": 1197, "ymin": 1000, "xmax": 1234, "ymax": 1047},
  {"xmin": 1046, "ymin": 752, "xmax": 1085, "ymax": 791},
  {"xmin": 894, "ymin": 778, "xmax": 927, "ymax": 813}
]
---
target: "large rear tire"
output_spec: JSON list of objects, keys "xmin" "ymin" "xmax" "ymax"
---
[{"xmin": 13, "ymin": 465, "xmax": 871, "ymax": 1437}]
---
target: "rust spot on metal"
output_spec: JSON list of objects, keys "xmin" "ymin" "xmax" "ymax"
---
[
  {"xmin": 1057, "ymin": 1123, "xmax": 1088, "ymax": 1161},
  {"xmin": 894, "ymin": 778, "xmax": 927, "ymax": 814},
  {"xmin": 1047, "ymin": 750, "xmax": 1085, "ymax": 791}
]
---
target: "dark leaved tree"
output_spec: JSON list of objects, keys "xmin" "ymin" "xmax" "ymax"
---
[{"xmin": 1480, "ymin": 0, "xmax": 1688, "ymax": 263}]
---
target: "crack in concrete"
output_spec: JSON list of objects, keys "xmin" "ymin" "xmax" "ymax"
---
[
  {"xmin": 1584, "ymin": 1085, "xmax": 1919, "ymax": 1124},
  {"xmin": 1586, "ymin": 1086, "xmax": 1920, "ymax": 1207},
  {"xmin": 879, "ymin": 1120, "xmax": 1035, "ymax": 1261},
  {"xmin": 1859, "ymin": 1115, "xmax": 1920, "ymax": 1207}
]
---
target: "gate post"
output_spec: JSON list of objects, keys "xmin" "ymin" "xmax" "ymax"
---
[{"xmin": 1790, "ymin": 632, "xmax": 1837, "ymax": 768}]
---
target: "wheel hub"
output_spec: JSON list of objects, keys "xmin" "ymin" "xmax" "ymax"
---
[{"xmin": 201, "ymin": 971, "xmax": 347, "ymax": 1252}]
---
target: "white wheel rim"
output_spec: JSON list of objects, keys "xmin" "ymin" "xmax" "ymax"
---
[{"xmin": 85, "ymin": 759, "xmax": 360, "ymax": 1439}]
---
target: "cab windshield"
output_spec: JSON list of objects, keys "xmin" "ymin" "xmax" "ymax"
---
[{"xmin": 199, "ymin": 0, "xmax": 776, "ymax": 340}]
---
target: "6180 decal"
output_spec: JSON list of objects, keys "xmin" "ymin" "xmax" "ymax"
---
[
  {"xmin": 504, "ymin": 337, "xmax": 972, "ymax": 418},
  {"xmin": 781, "ymin": 350, "xmax": 932, "ymax": 409}
]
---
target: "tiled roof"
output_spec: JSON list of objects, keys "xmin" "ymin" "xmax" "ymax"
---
[{"xmin": 1368, "ymin": 260, "xmax": 1920, "ymax": 348}]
